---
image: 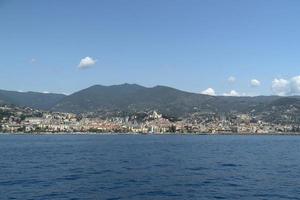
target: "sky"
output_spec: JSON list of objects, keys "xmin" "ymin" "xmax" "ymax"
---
[{"xmin": 1, "ymin": 0, "xmax": 300, "ymax": 96}]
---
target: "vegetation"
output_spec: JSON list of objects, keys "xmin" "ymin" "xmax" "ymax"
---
[{"xmin": 1, "ymin": 84, "xmax": 300, "ymax": 124}]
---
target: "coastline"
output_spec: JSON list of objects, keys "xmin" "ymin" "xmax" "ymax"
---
[{"xmin": 1, "ymin": 132, "xmax": 300, "ymax": 136}]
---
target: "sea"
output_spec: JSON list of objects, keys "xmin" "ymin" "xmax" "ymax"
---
[{"xmin": 0, "ymin": 134, "xmax": 300, "ymax": 200}]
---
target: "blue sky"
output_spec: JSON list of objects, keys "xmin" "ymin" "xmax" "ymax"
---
[{"xmin": 1, "ymin": 0, "xmax": 300, "ymax": 96}]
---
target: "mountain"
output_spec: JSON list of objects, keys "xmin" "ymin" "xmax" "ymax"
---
[
  {"xmin": 0, "ymin": 90, "xmax": 66, "ymax": 110},
  {"xmin": 52, "ymin": 83, "xmax": 214, "ymax": 116},
  {"xmin": 51, "ymin": 83, "xmax": 283, "ymax": 117},
  {"xmin": 253, "ymin": 96, "xmax": 300, "ymax": 123},
  {"xmin": 2, "ymin": 84, "xmax": 300, "ymax": 122}
]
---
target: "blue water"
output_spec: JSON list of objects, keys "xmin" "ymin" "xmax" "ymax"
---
[{"xmin": 1, "ymin": 135, "xmax": 300, "ymax": 200}]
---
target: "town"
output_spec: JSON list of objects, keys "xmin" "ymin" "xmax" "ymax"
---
[{"xmin": 1, "ymin": 104, "xmax": 299, "ymax": 134}]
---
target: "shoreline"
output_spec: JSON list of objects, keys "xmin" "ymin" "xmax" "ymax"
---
[{"xmin": 1, "ymin": 132, "xmax": 300, "ymax": 136}]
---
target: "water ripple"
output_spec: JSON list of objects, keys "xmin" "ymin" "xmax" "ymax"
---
[{"xmin": 1, "ymin": 134, "xmax": 300, "ymax": 200}]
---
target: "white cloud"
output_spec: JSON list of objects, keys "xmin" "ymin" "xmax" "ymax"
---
[
  {"xmin": 223, "ymin": 90, "xmax": 240, "ymax": 96},
  {"xmin": 43, "ymin": 91, "xmax": 50, "ymax": 94},
  {"xmin": 290, "ymin": 76, "xmax": 300, "ymax": 94},
  {"xmin": 78, "ymin": 56, "xmax": 97, "ymax": 69},
  {"xmin": 271, "ymin": 77, "xmax": 300, "ymax": 96},
  {"xmin": 250, "ymin": 79, "xmax": 261, "ymax": 87},
  {"xmin": 228, "ymin": 76, "xmax": 236, "ymax": 83},
  {"xmin": 271, "ymin": 78, "xmax": 290, "ymax": 96},
  {"xmin": 30, "ymin": 58, "xmax": 36, "ymax": 63},
  {"xmin": 201, "ymin": 88, "xmax": 216, "ymax": 96}
]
